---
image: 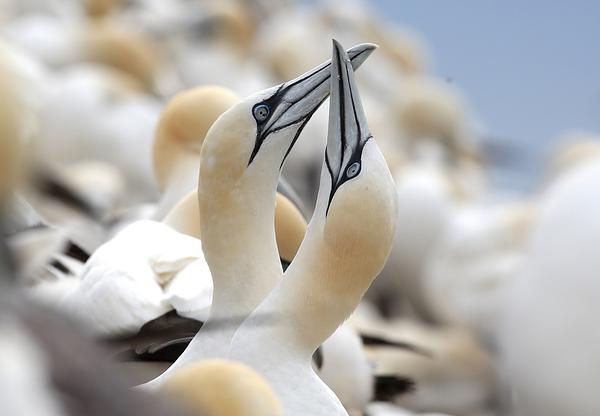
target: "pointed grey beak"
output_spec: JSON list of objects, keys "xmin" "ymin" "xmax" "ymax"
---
[
  {"xmin": 248, "ymin": 42, "xmax": 377, "ymax": 165},
  {"xmin": 325, "ymin": 39, "xmax": 373, "ymax": 213}
]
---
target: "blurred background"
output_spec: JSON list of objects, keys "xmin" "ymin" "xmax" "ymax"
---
[
  {"xmin": 372, "ymin": 0, "xmax": 600, "ymax": 191},
  {"xmin": 1, "ymin": 1, "xmax": 600, "ymax": 416}
]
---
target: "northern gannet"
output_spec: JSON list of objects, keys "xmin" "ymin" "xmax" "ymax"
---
[
  {"xmin": 143, "ymin": 42, "xmax": 376, "ymax": 388},
  {"xmin": 227, "ymin": 40, "xmax": 397, "ymax": 416}
]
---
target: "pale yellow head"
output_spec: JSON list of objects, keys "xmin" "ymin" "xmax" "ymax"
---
[
  {"xmin": 161, "ymin": 359, "xmax": 282, "ymax": 416},
  {"xmin": 80, "ymin": 24, "xmax": 159, "ymax": 90},
  {"xmin": 153, "ymin": 86, "xmax": 240, "ymax": 191},
  {"xmin": 395, "ymin": 76, "xmax": 473, "ymax": 157}
]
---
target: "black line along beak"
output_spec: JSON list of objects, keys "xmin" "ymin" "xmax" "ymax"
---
[
  {"xmin": 248, "ymin": 42, "xmax": 377, "ymax": 166},
  {"xmin": 325, "ymin": 39, "xmax": 373, "ymax": 214}
]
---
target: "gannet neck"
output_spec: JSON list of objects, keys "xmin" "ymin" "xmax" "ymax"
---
[
  {"xmin": 162, "ymin": 190, "xmax": 201, "ymax": 239},
  {"xmin": 250, "ymin": 140, "xmax": 397, "ymax": 357},
  {"xmin": 199, "ymin": 106, "xmax": 283, "ymax": 320}
]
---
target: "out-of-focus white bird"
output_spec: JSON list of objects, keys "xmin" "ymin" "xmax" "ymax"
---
[
  {"xmin": 57, "ymin": 202, "xmax": 211, "ymax": 337},
  {"xmin": 370, "ymin": 75, "xmax": 485, "ymax": 320},
  {"xmin": 499, "ymin": 160, "xmax": 600, "ymax": 416},
  {"xmin": 423, "ymin": 202, "xmax": 534, "ymax": 340}
]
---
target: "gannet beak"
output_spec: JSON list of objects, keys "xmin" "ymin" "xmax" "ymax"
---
[
  {"xmin": 248, "ymin": 42, "xmax": 377, "ymax": 165},
  {"xmin": 325, "ymin": 39, "xmax": 373, "ymax": 213}
]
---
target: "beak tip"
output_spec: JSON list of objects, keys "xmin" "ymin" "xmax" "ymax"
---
[{"xmin": 332, "ymin": 38, "xmax": 343, "ymax": 52}]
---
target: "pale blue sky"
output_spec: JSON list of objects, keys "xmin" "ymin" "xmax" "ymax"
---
[{"xmin": 371, "ymin": 1, "xmax": 600, "ymax": 189}]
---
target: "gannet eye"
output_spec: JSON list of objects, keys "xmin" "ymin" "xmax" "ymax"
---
[
  {"xmin": 346, "ymin": 162, "xmax": 361, "ymax": 178},
  {"xmin": 253, "ymin": 104, "xmax": 270, "ymax": 122}
]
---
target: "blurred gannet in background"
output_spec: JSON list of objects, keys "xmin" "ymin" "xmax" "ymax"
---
[
  {"xmin": 543, "ymin": 132, "xmax": 600, "ymax": 184},
  {"xmin": 162, "ymin": 359, "xmax": 282, "ymax": 416},
  {"xmin": 0, "ymin": 288, "xmax": 183, "ymax": 416},
  {"xmin": 143, "ymin": 42, "xmax": 376, "ymax": 398},
  {"xmin": 356, "ymin": 317, "xmax": 498, "ymax": 416},
  {"xmin": 420, "ymin": 134, "xmax": 600, "ymax": 342},
  {"xmin": 152, "ymin": 85, "xmax": 240, "ymax": 219},
  {"xmin": 51, "ymin": 188, "xmax": 306, "ymax": 337},
  {"xmin": 227, "ymin": 39, "xmax": 396, "ymax": 416},
  {"xmin": 370, "ymin": 76, "xmax": 485, "ymax": 320},
  {"xmin": 499, "ymin": 159, "xmax": 600, "ymax": 416},
  {"xmin": 423, "ymin": 202, "xmax": 534, "ymax": 341},
  {"xmin": 0, "ymin": 106, "xmax": 179, "ymax": 415}
]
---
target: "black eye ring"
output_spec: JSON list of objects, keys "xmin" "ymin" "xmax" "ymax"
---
[
  {"xmin": 253, "ymin": 104, "xmax": 270, "ymax": 122},
  {"xmin": 346, "ymin": 162, "xmax": 361, "ymax": 178}
]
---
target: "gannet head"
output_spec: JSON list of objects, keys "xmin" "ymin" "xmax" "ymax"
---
[
  {"xmin": 153, "ymin": 86, "xmax": 240, "ymax": 191},
  {"xmin": 199, "ymin": 43, "xmax": 376, "ymax": 192},
  {"xmin": 197, "ymin": 43, "xmax": 376, "ymax": 319},
  {"xmin": 309, "ymin": 40, "xmax": 397, "ymax": 292},
  {"xmin": 161, "ymin": 359, "xmax": 282, "ymax": 416}
]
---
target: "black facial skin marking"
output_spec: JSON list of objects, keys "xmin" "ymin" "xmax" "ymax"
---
[
  {"xmin": 360, "ymin": 334, "xmax": 434, "ymax": 358},
  {"xmin": 325, "ymin": 45, "xmax": 372, "ymax": 215},
  {"xmin": 247, "ymin": 47, "xmax": 372, "ymax": 166},
  {"xmin": 312, "ymin": 347, "xmax": 324, "ymax": 370},
  {"xmin": 373, "ymin": 375, "xmax": 416, "ymax": 402}
]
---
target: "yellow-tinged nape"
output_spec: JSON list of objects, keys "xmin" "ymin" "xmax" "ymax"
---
[
  {"xmin": 153, "ymin": 86, "xmax": 240, "ymax": 191},
  {"xmin": 161, "ymin": 359, "xmax": 282, "ymax": 416},
  {"xmin": 162, "ymin": 189, "xmax": 307, "ymax": 261}
]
